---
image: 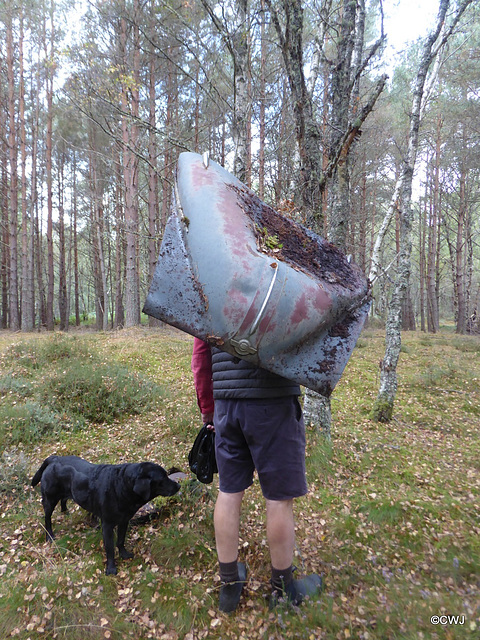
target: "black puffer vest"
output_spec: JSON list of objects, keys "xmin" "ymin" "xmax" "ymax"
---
[{"xmin": 211, "ymin": 348, "xmax": 301, "ymax": 399}]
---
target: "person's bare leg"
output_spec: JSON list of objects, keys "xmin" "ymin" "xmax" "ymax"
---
[
  {"xmin": 214, "ymin": 490, "xmax": 247, "ymax": 612},
  {"xmin": 266, "ymin": 498, "xmax": 323, "ymax": 606},
  {"xmin": 266, "ymin": 498, "xmax": 295, "ymax": 570},
  {"xmin": 214, "ymin": 490, "xmax": 244, "ymax": 563}
]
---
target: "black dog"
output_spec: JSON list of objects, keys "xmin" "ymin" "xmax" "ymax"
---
[{"xmin": 31, "ymin": 455, "xmax": 180, "ymax": 575}]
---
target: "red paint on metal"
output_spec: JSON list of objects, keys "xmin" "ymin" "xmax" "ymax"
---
[
  {"xmin": 223, "ymin": 288, "xmax": 250, "ymax": 326},
  {"xmin": 311, "ymin": 285, "xmax": 331, "ymax": 312},
  {"xmin": 237, "ymin": 292, "xmax": 261, "ymax": 333},
  {"xmin": 190, "ymin": 163, "xmax": 216, "ymax": 191},
  {"xmin": 290, "ymin": 286, "xmax": 331, "ymax": 326},
  {"xmin": 217, "ymin": 186, "xmax": 253, "ymax": 271},
  {"xmin": 258, "ymin": 312, "xmax": 276, "ymax": 336},
  {"xmin": 290, "ymin": 292, "xmax": 309, "ymax": 325}
]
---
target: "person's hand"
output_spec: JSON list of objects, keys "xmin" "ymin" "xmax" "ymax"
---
[
  {"xmin": 203, "ymin": 420, "xmax": 215, "ymax": 431},
  {"xmin": 202, "ymin": 414, "xmax": 214, "ymax": 431}
]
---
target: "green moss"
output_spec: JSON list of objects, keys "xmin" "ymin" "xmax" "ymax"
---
[{"xmin": 371, "ymin": 394, "xmax": 394, "ymax": 422}]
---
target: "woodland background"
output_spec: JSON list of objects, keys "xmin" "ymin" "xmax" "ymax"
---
[
  {"xmin": 0, "ymin": 0, "xmax": 479, "ymax": 336},
  {"xmin": 1, "ymin": 2, "xmax": 480, "ymax": 638}
]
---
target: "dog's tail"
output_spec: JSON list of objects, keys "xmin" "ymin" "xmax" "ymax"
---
[{"xmin": 31, "ymin": 456, "xmax": 57, "ymax": 487}]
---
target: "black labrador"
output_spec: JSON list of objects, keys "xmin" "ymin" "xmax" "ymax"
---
[{"xmin": 31, "ymin": 455, "xmax": 180, "ymax": 575}]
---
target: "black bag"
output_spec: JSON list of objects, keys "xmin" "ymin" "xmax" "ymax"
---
[{"xmin": 188, "ymin": 424, "xmax": 218, "ymax": 484}]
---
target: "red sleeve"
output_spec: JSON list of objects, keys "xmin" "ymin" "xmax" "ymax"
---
[{"xmin": 191, "ymin": 337, "xmax": 214, "ymax": 417}]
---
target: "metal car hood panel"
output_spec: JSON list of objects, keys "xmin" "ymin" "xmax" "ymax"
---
[{"xmin": 143, "ymin": 152, "xmax": 371, "ymax": 396}]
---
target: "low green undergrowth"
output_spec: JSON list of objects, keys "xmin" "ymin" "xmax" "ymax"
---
[{"xmin": 0, "ymin": 333, "xmax": 164, "ymax": 448}]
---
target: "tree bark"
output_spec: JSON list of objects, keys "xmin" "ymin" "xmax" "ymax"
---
[
  {"xmin": 114, "ymin": 163, "xmax": 125, "ymax": 330},
  {"xmin": 148, "ymin": 8, "xmax": 161, "ymax": 328},
  {"xmin": 419, "ymin": 182, "xmax": 427, "ymax": 332},
  {"xmin": 1, "ymin": 84, "xmax": 9, "ymax": 329},
  {"xmin": 232, "ymin": 0, "xmax": 250, "ymax": 182},
  {"xmin": 200, "ymin": 0, "xmax": 251, "ymax": 183},
  {"xmin": 57, "ymin": 154, "xmax": 68, "ymax": 331},
  {"xmin": 121, "ymin": 8, "xmax": 141, "ymax": 327},
  {"xmin": 72, "ymin": 151, "xmax": 80, "ymax": 327},
  {"xmin": 258, "ymin": 0, "xmax": 266, "ymax": 200},
  {"xmin": 45, "ymin": 5, "xmax": 55, "ymax": 331},
  {"xmin": 455, "ymin": 144, "xmax": 467, "ymax": 334},
  {"xmin": 19, "ymin": 12, "xmax": 34, "ymax": 331},
  {"xmin": 266, "ymin": 0, "xmax": 325, "ymax": 230},
  {"xmin": 427, "ymin": 114, "xmax": 442, "ymax": 333},
  {"xmin": 30, "ymin": 43, "xmax": 42, "ymax": 329},
  {"xmin": 88, "ymin": 134, "xmax": 108, "ymax": 332},
  {"xmin": 6, "ymin": 8, "xmax": 20, "ymax": 331}
]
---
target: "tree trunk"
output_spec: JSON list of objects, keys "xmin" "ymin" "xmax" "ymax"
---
[
  {"xmin": 121, "ymin": 10, "xmax": 141, "ymax": 328},
  {"xmin": 45, "ymin": 6, "xmax": 55, "ymax": 331},
  {"xmin": 327, "ymin": 0, "xmax": 357, "ymax": 249},
  {"xmin": 419, "ymin": 183, "xmax": 427, "ymax": 332},
  {"xmin": 267, "ymin": 0, "xmax": 325, "ymax": 229},
  {"xmin": 19, "ymin": 13, "xmax": 34, "ymax": 331},
  {"xmin": 455, "ymin": 151, "xmax": 467, "ymax": 334},
  {"xmin": 30, "ymin": 43, "xmax": 42, "ymax": 329},
  {"xmin": 427, "ymin": 114, "xmax": 442, "ymax": 333},
  {"xmin": 114, "ymin": 169, "xmax": 125, "ymax": 330},
  {"xmin": 34, "ymin": 199, "xmax": 47, "ymax": 329},
  {"xmin": 369, "ymin": 180, "xmax": 402, "ymax": 287},
  {"xmin": 96, "ymin": 206, "xmax": 108, "ymax": 332},
  {"xmin": 148, "ymin": 11, "xmax": 161, "ymax": 328},
  {"xmin": 88, "ymin": 136, "xmax": 108, "ymax": 332},
  {"xmin": 160, "ymin": 62, "xmax": 175, "ymax": 234},
  {"xmin": 58, "ymin": 154, "xmax": 68, "ymax": 331},
  {"xmin": 303, "ymin": 393, "xmax": 331, "ymax": 435},
  {"xmin": 201, "ymin": 0, "xmax": 251, "ymax": 184},
  {"xmin": 232, "ymin": 0, "xmax": 250, "ymax": 183},
  {"xmin": 274, "ymin": 80, "xmax": 288, "ymax": 205},
  {"xmin": 357, "ymin": 152, "xmax": 368, "ymax": 272},
  {"xmin": 72, "ymin": 151, "xmax": 80, "ymax": 327},
  {"xmin": 6, "ymin": 8, "xmax": 20, "ymax": 331},
  {"xmin": 258, "ymin": 0, "xmax": 266, "ymax": 200},
  {"xmin": 0, "ymin": 95, "xmax": 8, "ymax": 329}
]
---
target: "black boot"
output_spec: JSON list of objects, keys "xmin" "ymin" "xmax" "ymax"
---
[
  {"xmin": 270, "ymin": 572, "xmax": 323, "ymax": 608},
  {"xmin": 219, "ymin": 562, "xmax": 247, "ymax": 613}
]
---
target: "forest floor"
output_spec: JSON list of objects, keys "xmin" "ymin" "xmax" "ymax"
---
[{"xmin": 0, "ymin": 325, "xmax": 478, "ymax": 640}]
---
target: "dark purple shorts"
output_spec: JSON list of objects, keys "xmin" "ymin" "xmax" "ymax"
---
[{"xmin": 213, "ymin": 396, "xmax": 308, "ymax": 501}]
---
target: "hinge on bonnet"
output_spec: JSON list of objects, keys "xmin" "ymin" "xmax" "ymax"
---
[{"xmin": 230, "ymin": 338, "xmax": 257, "ymax": 356}]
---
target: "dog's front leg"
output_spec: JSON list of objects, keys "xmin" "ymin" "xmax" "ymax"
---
[
  {"xmin": 101, "ymin": 521, "xmax": 117, "ymax": 575},
  {"xmin": 117, "ymin": 520, "xmax": 134, "ymax": 560}
]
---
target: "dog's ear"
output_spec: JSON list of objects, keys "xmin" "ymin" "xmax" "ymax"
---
[{"xmin": 133, "ymin": 477, "xmax": 151, "ymax": 501}]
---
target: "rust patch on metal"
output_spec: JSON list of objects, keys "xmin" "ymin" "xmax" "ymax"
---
[{"xmin": 206, "ymin": 334, "xmax": 225, "ymax": 347}]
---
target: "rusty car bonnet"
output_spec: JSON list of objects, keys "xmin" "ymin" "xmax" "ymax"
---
[{"xmin": 143, "ymin": 152, "xmax": 371, "ymax": 396}]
